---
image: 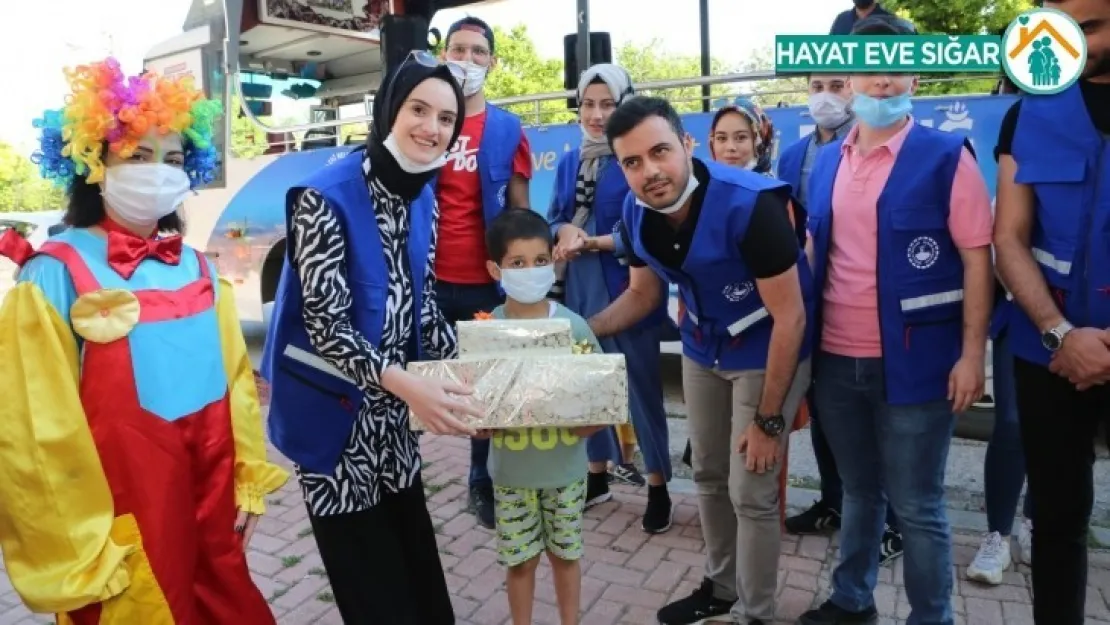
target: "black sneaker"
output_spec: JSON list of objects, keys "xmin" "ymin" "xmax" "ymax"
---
[
  {"xmin": 797, "ymin": 600, "xmax": 878, "ymax": 624},
  {"xmin": 585, "ymin": 471, "xmax": 612, "ymax": 509},
  {"xmin": 467, "ymin": 485, "xmax": 495, "ymax": 530},
  {"xmin": 642, "ymin": 484, "xmax": 673, "ymax": 534},
  {"xmin": 879, "ymin": 525, "xmax": 904, "ymax": 565},
  {"xmin": 657, "ymin": 578, "xmax": 734, "ymax": 624},
  {"xmin": 609, "ymin": 462, "xmax": 647, "ymax": 487},
  {"xmin": 785, "ymin": 499, "xmax": 842, "ymax": 535}
]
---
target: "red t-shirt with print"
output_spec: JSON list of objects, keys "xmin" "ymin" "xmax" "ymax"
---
[{"xmin": 435, "ymin": 109, "xmax": 533, "ymax": 284}]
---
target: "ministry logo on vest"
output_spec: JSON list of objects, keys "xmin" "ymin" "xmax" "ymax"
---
[
  {"xmin": 1001, "ymin": 8, "xmax": 1087, "ymax": 95},
  {"xmin": 907, "ymin": 236, "xmax": 940, "ymax": 270},
  {"xmin": 722, "ymin": 281, "xmax": 754, "ymax": 302}
]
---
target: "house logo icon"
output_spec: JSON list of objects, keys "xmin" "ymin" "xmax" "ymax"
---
[{"xmin": 1001, "ymin": 8, "xmax": 1087, "ymax": 95}]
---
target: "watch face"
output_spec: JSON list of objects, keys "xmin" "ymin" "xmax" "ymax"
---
[
  {"xmin": 757, "ymin": 415, "xmax": 786, "ymax": 436},
  {"xmin": 1042, "ymin": 331, "xmax": 1062, "ymax": 351}
]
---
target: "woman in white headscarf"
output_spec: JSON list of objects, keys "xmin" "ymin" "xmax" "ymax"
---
[{"xmin": 548, "ymin": 64, "xmax": 674, "ymax": 534}]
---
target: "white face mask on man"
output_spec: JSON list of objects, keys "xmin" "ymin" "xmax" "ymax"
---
[
  {"xmin": 807, "ymin": 92, "xmax": 851, "ymax": 130},
  {"xmin": 102, "ymin": 164, "xmax": 192, "ymax": 226},
  {"xmin": 448, "ymin": 61, "xmax": 488, "ymax": 97}
]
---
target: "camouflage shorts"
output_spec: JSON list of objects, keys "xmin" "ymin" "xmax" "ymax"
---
[{"xmin": 493, "ymin": 478, "xmax": 586, "ymax": 567}]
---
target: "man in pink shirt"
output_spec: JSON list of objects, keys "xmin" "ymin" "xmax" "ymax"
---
[{"xmin": 796, "ymin": 16, "xmax": 994, "ymax": 625}]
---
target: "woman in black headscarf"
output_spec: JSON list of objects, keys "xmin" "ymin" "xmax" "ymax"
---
[{"xmin": 263, "ymin": 56, "xmax": 476, "ymax": 624}]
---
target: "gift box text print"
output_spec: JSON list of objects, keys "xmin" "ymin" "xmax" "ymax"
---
[{"xmin": 407, "ymin": 354, "xmax": 629, "ymax": 430}]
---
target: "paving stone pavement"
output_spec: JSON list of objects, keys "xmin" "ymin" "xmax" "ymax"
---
[{"xmin": 3, "ymin": 434, "xmax": 1110, "ymax": 624}]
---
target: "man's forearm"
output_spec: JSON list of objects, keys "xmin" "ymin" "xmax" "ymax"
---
[
  {"xmin": 588, "ymin": 288, "xmax": 659, "ymax": 338},
  {"xmin": 757, "ymin": 310, "xmax": 805, "ymax": 416},
  {"xmin": 961, "ymin": 250, "xmax": 993, "ymax": 358},
  {"xmin": 996, "ymin": 237, "xmax": 1065, "ymax": 332}
]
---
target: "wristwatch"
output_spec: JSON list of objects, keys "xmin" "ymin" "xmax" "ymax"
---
[
  {"xmin": 1041, "ymin": 320, "xmax": 1075, "ymax": 352},
  {"xmin": 754, "ymin": 413, "xmax": 786, "ymax": 437}
]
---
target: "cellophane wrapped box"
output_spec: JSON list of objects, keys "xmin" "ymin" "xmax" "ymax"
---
[
  {"xmin": 456, "ymin": 318, "xmax": 574, "ymax": 357},
  {"xmin": 407, "ymin": 353, "xmax": 629, "ymax": 430}
]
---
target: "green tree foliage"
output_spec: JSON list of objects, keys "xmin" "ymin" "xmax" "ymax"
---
[
  {"xmin": 485, "ymin": 25, "xmax": 573, "ymax": 125},
  {"xmin": 229, "ymin": 96, "xmax": 269, "ymax": 159},
  {"xmin": 883, "ymin": 0, "xmax": 1035, "ymax": 94},
  {"xmin": 0, "ymin": 142, "xmax": 66, "ymax": 212}
]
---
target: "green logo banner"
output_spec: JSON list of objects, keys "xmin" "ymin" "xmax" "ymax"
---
[{"xmin": 774, "ymin": 35, "xmax": 1003, "ymax": 73}]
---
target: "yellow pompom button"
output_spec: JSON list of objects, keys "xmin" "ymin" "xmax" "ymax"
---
[{"xmin": 71, "ymin": 289, "xmax": 141, "ymax": 343}]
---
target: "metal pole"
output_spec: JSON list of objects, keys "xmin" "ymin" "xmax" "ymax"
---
[
  {"xmin": 699, "ymin": 0, "xmax": 710, "ymax": 112},
  {"xmin": 576, "ymin": 0, "xmax": 591, "ymax": 81}
]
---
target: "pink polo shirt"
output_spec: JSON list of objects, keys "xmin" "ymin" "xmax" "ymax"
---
[{"xmin": 820, "ymin": 118, "xmax": 993, "ymax": 358}]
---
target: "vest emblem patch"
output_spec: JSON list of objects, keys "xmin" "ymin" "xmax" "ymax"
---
[
  {"xmin": 907, "ymin": 236, "xmax": 941, "ymax": 270},
  {"xmin": 722, "ymin": 281, "xmax": 754, "ymax": 302}
]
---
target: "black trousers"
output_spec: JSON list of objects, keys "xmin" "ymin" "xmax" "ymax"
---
[
  {"xmin": 308, "ymin": 476, "xmax": 454, "ymax": 625},
  {"xmin": 1014, "ymin": 356, "xmax": 1110, "ymax": 625}
]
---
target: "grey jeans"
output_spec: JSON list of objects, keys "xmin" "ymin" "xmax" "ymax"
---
[{"xmin": 682, "ymin": 356, "xmax": 812, "ymax": 622}]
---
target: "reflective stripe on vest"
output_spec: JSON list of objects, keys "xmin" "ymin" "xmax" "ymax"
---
[
  {"xmin": 1031, "ymin": 247, "xmax": 1073, "ymax": 275},
  {"xmin": 900, "ymin": 289, "xmax": 964, "ymax": 313}
]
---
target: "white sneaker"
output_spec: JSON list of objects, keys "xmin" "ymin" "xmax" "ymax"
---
[
  {"xmin": 1017, "ymin": 518, "xmax": 1033, "ymax": 565},
  {"xmin": 967, "ymin": 531, "xmax": 1012, "ymax": 585}
]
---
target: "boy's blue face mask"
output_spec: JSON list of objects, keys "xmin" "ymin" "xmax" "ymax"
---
[{"xmin": 851, "ymin": 92, "xmax": 913, "ymax": 129}]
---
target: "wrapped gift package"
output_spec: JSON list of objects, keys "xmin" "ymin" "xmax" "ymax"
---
[
  {"xmin": 407, "ymin": 354, "xmax": 629, "ymax": 430},
  {"xmin": 456, "ymin": 318, "xmax": 573, "ymax": 357}
]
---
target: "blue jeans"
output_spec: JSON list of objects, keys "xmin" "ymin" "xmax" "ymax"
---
[
  {"xmin": 815, "ymin": 352, "xmax": 955, "ymax": 625},
  {"xmin": 808, "ymin": 385, "xmax": 900, "ymax": 530},
  {"xmin": 985, "ymin": 333, "xmax": 1033, "ymax": 534},
  {"xmin": 434, "ymin": 280, "xmax": 504, "ymax": 491}
]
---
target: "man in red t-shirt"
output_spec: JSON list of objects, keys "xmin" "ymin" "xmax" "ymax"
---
[{"xmin": 436, "ymin": 16, "xmax": 533, "ymax": 530}]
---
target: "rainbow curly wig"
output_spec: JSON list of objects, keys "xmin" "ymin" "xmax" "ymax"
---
[{"xmin": 31, "ymin": 57, "xmax": 223, "ymax": 189}]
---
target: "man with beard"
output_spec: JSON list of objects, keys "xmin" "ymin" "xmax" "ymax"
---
[
  {"xmin": 590, "ymin": 96, "xmax": 813, "ymax": 625},
  {"xmin": 829, "ymin": 0, "xmax": 892, "ymax": 35},
  {"xmin": 993, "ymin": 0, "xmax": 1110, "ymax": 622}
]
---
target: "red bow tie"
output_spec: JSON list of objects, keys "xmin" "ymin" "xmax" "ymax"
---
[{"xmin": 107, "ymin": 231, "xmax": 183, "ymax": 279}]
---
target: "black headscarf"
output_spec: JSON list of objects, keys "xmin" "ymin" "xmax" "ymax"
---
[{"xmin": 367, "ymin": 62, "xmax": 465, "ymax": 200}]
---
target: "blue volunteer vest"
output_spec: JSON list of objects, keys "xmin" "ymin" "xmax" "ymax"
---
[
  {"xmin": 626, "ymin": 160, "xmax": 815, "ymax": 370},
  {"xmin": 1008, "ymin": 83, "xmax": 1110, "ymax": 366},
  {"xmin": 261, "ymin": 147, "xmax": 435, "ymax": 474},
  {"xmin": 552, "ymin": 152, "xmax": 667, "ymax": 330},
  {"xmin": 808, "ymin": 123, "xmax": 970, "ymax": 405},
  {"xmin": 776, "ymin": 133, "xmax": 813, "ymax": 196}
]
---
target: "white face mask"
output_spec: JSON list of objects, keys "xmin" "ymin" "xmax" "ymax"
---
[
  {"xmin": 449, "ymin": 61, "xmax": 488, "ymax": 97},
  {"xmin": 103, "ymin": 164, "xmax": 191, "ymax": 226},
  {"xmin": 499, "ymin": 265, "xmax": 556, "ymax": 304},
  {"xmin": 635, "ymin": 168, "xmax": 699, "ymax": 215},
  {"xmin": 383, "ymin": 133, "xmax": 448, "ymax": 174},
  {"xmin": 808, "ymin": 92, "xmax": 851, "ymax": 130}
]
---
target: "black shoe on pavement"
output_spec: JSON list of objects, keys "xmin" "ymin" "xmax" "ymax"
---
[
  {"xmin": 585, "ymin": 471, "xmax": 612, "ymax": 509},
  {"xmin": 797, "ymin": 600, "xmax": 878, "ymax": 625},
  {"xmin": 609, "ymin": 462, "xmax": 647, "ymax": 487},
  {"xmin": 642, "ymin": 484, "xmax": 673, "ymax": 534},
  {"xmin": 657, "ymin": 578, "xmax": 734, "ymax": 624},
  {"xmin": 467, "ymin": 485, "xmax": 495, "ymax": 530},
  {"xmin": 785, "ymin": 499, "xmax": 842, "ymax": 535},
  {"xmin": 879, "ymin": 525, "xmax": 904, "ymax": 566}
]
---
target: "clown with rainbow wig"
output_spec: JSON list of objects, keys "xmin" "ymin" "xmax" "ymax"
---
[{"xmin": 0, "ymin": 58, "xmax": 287, "ymax": 625}]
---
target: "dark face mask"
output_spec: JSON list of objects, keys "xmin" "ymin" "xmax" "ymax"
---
[{"xmin": 854, "ymin": 0, "xmax": 876, "ymax": 8}]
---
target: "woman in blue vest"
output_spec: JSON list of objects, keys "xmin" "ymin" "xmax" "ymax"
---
[
  {"xmin": 262, "ymin": 57, "xmax": 480, "ymax": 624},
  {"xmin": 548, "ymin": 63, "xmax": 674, "ymax": 534}
]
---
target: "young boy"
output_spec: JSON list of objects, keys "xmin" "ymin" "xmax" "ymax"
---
[{"xmin": 478, "ymin": 208, "xmax": 606, "ymax": 625}]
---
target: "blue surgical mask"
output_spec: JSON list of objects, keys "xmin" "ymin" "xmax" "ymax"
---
[
  {"xmin": 499, "ymin": 265, "xmax": 556, "ymax": 304},
  {"xmin": 851, "ymin": 92, "xmax": 913, "ymax": 129}
]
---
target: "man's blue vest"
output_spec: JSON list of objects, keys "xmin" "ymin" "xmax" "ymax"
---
[
  {"xmin": 776, "ymin": 133, "xmax": 813, "ymax": 196},
  {"xmin": 1008, "ymin": 82, "xmax": 1110, "ymax": 366},
  {"xmin": 261, "ymin": 148, "xmax": 435, "ymax": 475},
  {"xmin": 552, "ymin": 152, "xmax": 667, "ymax": 330},
  {"xmin": 626, "ymin": 159, "xmax": 815, "ymax": 371},
  {"xmin": 435, "ymin": 104, "xmax": 522, "ymax": 229},
  {"xmin": 808, "ymin": 123, "xmax": 969, "ymax": 405}
]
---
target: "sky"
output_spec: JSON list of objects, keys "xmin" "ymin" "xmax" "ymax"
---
[{"xmin": 0, "ymin": 0, "xmax": 842, "ymax": 152}]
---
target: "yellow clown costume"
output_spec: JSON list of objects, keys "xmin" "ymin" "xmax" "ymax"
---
[{"xmin": 0, "ymin": 58, "xmax": 288, "ymax": 624}]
